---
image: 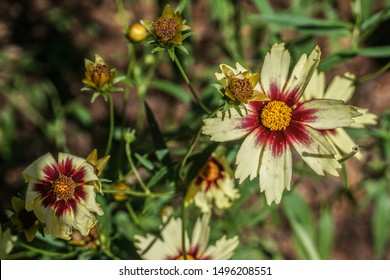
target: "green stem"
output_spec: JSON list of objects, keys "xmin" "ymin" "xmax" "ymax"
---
[
  {"xmin": 179, "ymin": 127, "xmax": 202, "ymax": 181},
  {"xmin": 125, "ymin": 141, "xmax": 150, "ymax": 194},
  {"xmin": 173, "ymin": 53, "xmax": 211, "ymax": 114},
  {"xmin": 126, "ymin": 202, "xmax": 141, "ymax": 225},
  {"xmin": 102, "ymin": 188, "xmax": 173, "ymax": 198},
  {"xmin": 105, "ymin": 94, "xmax": 115, "ymax": 156},
  {"xmin": 18, "ymin": 243, "xmax": 80, "ymax": 258}
]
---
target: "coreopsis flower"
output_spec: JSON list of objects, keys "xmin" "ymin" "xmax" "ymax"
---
[
  {"xmin": 203, "ymin": 43, "xmax": 362, "ymax": 205},
  {"xmin": 82, "ymin": 54, "xmax": 124, "ymax": 102},
  {"xmin": 141, "ymin": 4, "xmax": 190, "ymax": 45},
  {"xmin": 82, "ymin": 54, "xmax": 116, "ymax": 92},
  {"xmin": 303, "ymin": 70, "xmax": 377, "ymax": 160},
  {"xmin": 185, "ymin": 151, "xmax": 239, "ymax": 213},
  {"xmin": 22, "ymin": 153, "xmax": 104, "ymax": 240},
  {"xmin": 134, "ymin": 214, "xmax": 239, "ymax": 260},
  {"xmin": 10, "ymin": 196, "xmax": 39, "ymax": 242},
  {"xmin": 214, "ymin": 63, "xmax": 269, "ymax": 116}
]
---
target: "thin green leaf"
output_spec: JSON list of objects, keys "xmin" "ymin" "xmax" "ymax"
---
[
  {"xmin": 147, "ymin": 166, "xmax": 169, "ymax": 188},
  {"xmin": 149, "ymin": 80, "xmax": 191, "ymax": 103},
  {"xmin": 373, "ymin": 195, "xmax": 390, "ymax": 258},
  {"xmin": 250, "ymin": 14, "xmax": 352, "ymax": 29},
  {"xmin": 318, "ymin": 208, "xmax": 334, "ymax": 259},
  {"xmin": 134, "ymin": 153, "xmax": 155, "ymax": 171},
  {"xmin": 252, "ymin": 0, "xmax": 274, "ymax": 15}
]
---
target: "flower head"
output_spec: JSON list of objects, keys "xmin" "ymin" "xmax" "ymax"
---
[
  {"xmin": 10, "ymin": 196, "xmax": 39, "ymax": 242},
  {"xmin": 303, "ymin": 70, "xmax": 377, "ymax": 159},
  {"xmin": 134, "ymin": 214, "xmax": 239, "ymax": 260},
  {"xmin": 82, "ymin": 54, "xmax": 117, "ymax": 93},
  {"xmin": 141, "ymin": 4, "xmax": 190, "ymax": 46},
  {"xmin": 185, "ymin": 151, "xmax": 239, "ymax": 213},
  {"xmin": 203, "ymin": 43, "xmax": 362, "ymax": 204},
  {"xmin": 22, "ymin": 152, "xmax": 104, "ymax": 240},
  {"xmin": 111, "ymin": 183, "xmax": 131, "ymax": 202},
  {"xmin": 216, "ymin": 63, "xmax": 269, "ymax": 104}
]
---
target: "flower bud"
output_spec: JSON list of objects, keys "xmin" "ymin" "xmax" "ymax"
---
[{"xmin": 127, "ymin": 22, "xmax": 148, "ymax": 43}]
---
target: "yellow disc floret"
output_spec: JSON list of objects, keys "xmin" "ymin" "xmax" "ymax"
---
[
  {"xmin": 52, "ymin": 175, "xmax": 76, "ymax": 200},
  {"xmin": 199, "ymin": 160, "xmax": 220, "ymax": 182},
  {"xmin": 176, "ymin": 254, "xmax": 196, "ymax": 260},
  {"xmin": 260, "ymin": 101, "xmax": 292, "ymax": 131}
]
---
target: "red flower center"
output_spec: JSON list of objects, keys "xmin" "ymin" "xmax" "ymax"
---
[{"xmin": 52, "ymin": 175, "xmax": 76, "ymax": 200}]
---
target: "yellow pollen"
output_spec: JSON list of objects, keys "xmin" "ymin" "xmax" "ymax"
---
[
  {"xmin": 229, "ymin": 78, "xmax": 253, "ymax": 101},
  {"xmin": 52, "ymin": 175, "xmax": 76, "ymax": 200},
  {"xmin": 152, "ymin": 17, "xmax": 177, "ymax": 40},
  {"xmin": 176, "ymin": 254, "xmax": 195, "ymax": 260},
  {"xmin": 199, "ymin": 160, "xmax": 220, "ymax": 182},
  {"xmin": 260, "ymin": 101, "xmax": 292, "ymax": 131}
]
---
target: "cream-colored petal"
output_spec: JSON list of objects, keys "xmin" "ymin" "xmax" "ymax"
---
[
  {"xmin": 258, "ymin": 144, "xmax": 292, "ymax": 205},
  {"xmin": 194, "ymin": 191, "xmax": 212, "ymax": 213},
  {"xmin": 260, "ymin": 43, "xmax": 290, "ymax": 95},
  {"xmin": 325, "ymin": 128, "xmax": 362, "ymax": 160},
  {"xmin": 202, "ymin": 111, "xmax": 249, "ymax": 142},
  {"xmin": 134, "ymin": 234, "xmax": 175, "ymax": 260},
  {"xmin": 325, "ymin": 73, "xmax": 355, "ymax": 102},
  {"xmin": 22, "ymin": 153, "xmax": 57, "ymax": 181},
  {"xmin": 192, "ymin": 214, "xmax": 211, "ymax": 257},
  {"xmin": 292, "ymin": 126, "xmax": 340, "ymax": 176},
  {"xmin": 235, "ymin": 129, "xmax": 263, "ymax": 183},
  {"xmin": 284, "ymin": 46, "xmax": 321, "ymax": 100},
  {"xmin": 235, "ymin": 62, "xmax": 248, "ymax": 73},
  {"xmin": 203, "ymin": 235, "xmax": 239, "ymax": 260},
  {"xmin": 160, "ymin": 217, "xmax": 189, "ymax": 257},
  {"xmin": 33, "ymin": 200, "xmax": 73, "ymax": 240},
  {"xmin": 219, "ymin": 176, "xmax": 239, "ymax": 200},
  {"xmin": 79, "ymin": 184, "xmax": 103, "ymax": 215},
  {"xmin": 72, "ymin": 204, "xmax": 97, "ymax": 236},
  {"xmin": 210, "ymin": 187, "xmax": 231, "ymax": 209},
  {"xmin": 303, "ymin": 70, "xmax": 325, "ymax": 101},
  {"xmin": 350, "ymin": 108, "xmax": 377, "ymax": 128},
  {"xmin": 58, "ymin": 153, "xmax": 86, "ymax": 171},
  {"xmin": 25, "ymin": 182, "xmax": 40, "ymax": 211},
  {"xmin": 299, "ymin": 99, "xmax": 362, "ymax": 129}
]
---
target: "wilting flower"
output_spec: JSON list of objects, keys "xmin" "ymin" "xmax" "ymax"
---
[
  {"xmin": 134, "ymin": 214, "xmax": 239, "ymax": 260},
  {"xmin": 215, "ymin": 63, "xmax": 269, "ymax": 104},
  {"xmin": 10, "ymin": 196, "xmax": 39, "ymax": 242},
  {"xmin": 303, "ymin": 70, "xmax": 377, "ymax": 159},
  {"xmin": 203, "ymin": 43, "xmax": 362, "ymax": 205},
  {"xmin": 22, "ymin": 153, "xmax": 104, "ymax": 240},
  {"xmin": 140, "ymin": 4, "xmax": 191, "ymax": 46},
  {"xmin": 82, "ymin": 54, "xmax": 117, "ymax": 93},
  {"xmin": 127, "ymin": 22, "xmax": 148, "ymax": 43},
  {"xmin": 185, "ymin": 151, "xmax": 239, "ymax": 213}
]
